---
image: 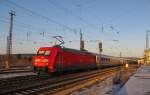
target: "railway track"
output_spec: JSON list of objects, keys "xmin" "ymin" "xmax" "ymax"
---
[
  {"xmin": 0, "ymin": 67, "xmax": 33, "ymax": 74},
  {"xmin": 0, "ymin": 67, "xmax": 121, "ymax": 95},
  {"xmin": 0, "ymin": 70, "xmax": 33, "ymax": 74},
  {"xmin": 0, "ymin": 74, "xmax": 49, "ymax": 94}
]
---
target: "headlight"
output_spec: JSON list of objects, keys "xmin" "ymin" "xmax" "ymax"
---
[
  {"xmin": 35, "ymin": 59, "xmax": 40, "ymax": 62},
  {"xmin": 34, "ymin": 63, "xmax": 37, "ymax": 65}
]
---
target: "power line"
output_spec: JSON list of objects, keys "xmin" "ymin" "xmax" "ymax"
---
[
  {"xmin": 0, "ymin": 18, "xmax": 45, "ymax": 36},
  {"xmin": 0, "ymin": 18, "xmax": 76, "ymax": 46},
  {"xmin": 47, "ymin": 0, "xmax": 97, "ymax": 29},
  {"xmin": 146, "ymin": 30, "xmax": 149, "ymax": 50},
  {"xmin": 5, "ymin": 0, "xmax": 78, "ymax": 33},
  {"xmin": 5, "ymin": 0, "xmax": 79, "ymax": 42},
  {"xmin": 7, "ymin": 1, "xmax": 110, "ymax": 40},
  {"xmin": 47, "ymin": 0, "xmax": 98, "ymax": 40},
  {"xmin": 4, "ymin": 0, "xmax": 139, "ymax": 45}
]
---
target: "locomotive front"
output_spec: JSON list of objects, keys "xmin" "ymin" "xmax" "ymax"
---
[{"xmin": 33, "ymin": 47, "xmax": 51, "ymax": 72}]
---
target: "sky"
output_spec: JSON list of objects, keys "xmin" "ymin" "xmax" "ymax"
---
[{"xmin": 0, "ymin": 0, "xmax": 150, "ymax": 57}]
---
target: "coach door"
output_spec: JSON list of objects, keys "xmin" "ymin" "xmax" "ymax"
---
[{"xmin": 96, "ymin": 55, "xmax": 100, "ymax": 69}]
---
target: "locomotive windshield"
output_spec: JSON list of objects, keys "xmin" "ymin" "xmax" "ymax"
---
[{"xmin": 38, "ymin": 50, "xmax": 51, "ymax": 56}]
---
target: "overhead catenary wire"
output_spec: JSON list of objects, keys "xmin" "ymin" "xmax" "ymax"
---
[
  {"xmin": 0, "ymin": 0, "xmax": 146, "ymax": 56},
  {"xmin": 4, "ymin": 0, "xmax": 118, "ymax": 41},
  {"xmin": 0, "ymin": 18, "xmax": 76, "ymax": 48},
  {"xmin": 1, "ymin": 0, "xmax": 120, "ymax": 42},
  {"xmin": 3, "ymin": 0, "xmax": 80, "ymax": 43},
  {"xmin": 0, "ymin": 18, "xmax": 44, "ymax": 37},
  {"xmin": 5, "ymin": 0, "xmax": 78, "ymax": 33},
  {"xmin": 47, "ymin": 0, "xmax": 98, "ymax": 40},
  {"xmin": 47, "ymin": 0, "xmax": 97, "ymax": 29},
  {"xmin": 0, "ymin": 17, "xmax": 46, "ymax": 33},
  {"xmin": 0, "ymin": 18, "xmax": 45, "ymax": 43}
]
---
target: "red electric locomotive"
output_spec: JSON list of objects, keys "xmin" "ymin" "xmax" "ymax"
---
[{"xmin": 33, "ymin": 45, "xmax": 97, "ymax": 75}]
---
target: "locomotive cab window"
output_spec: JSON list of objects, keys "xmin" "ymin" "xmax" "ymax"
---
[
  {"xmin": 38, "ymin": 50, "xmax": 51, "ymax": 56},
  {"xmin": 45, "ymin": 51, "xmax": 51, "ymax": 55}
]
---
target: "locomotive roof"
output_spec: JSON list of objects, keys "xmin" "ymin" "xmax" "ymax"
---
[
  {"xmin": 39, "ymin": 46, "xmax": 124, "ymax": 59},
  {"xmin": 54, "ymin": 46, "xmax": 122, "ymax": 58},
  {"xmin": 101, "ymin": 54, "xmax": 121, "ymax": 59},
  {"xmin": 62, "ymin": 47, "xmax": 93, "ymax": 54},
  {"xmin": 62, "ymin": 47, "xmax": 121, "ymax": 59}
]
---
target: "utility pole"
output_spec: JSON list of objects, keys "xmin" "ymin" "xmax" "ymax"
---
[
  {"xmin": 120, "ymin": 52, "xmax": 122, "ymax": 58},
  {"xmin": 145, "ymin": 30, "xmax": 150, "ymax": 64},
  {"xmin": 119, "ymin": 52, "xmax": 123, "ymax": 64},
  {"xmin": 99, "ymin": 42, "xmax": 103, "ymax": 54},
  {"xmin": 98, "ymin": 42, "xmax": 102, "ymax": 65},
  {"xmin": 146, "ymin": 30, "xmax": 149, "ymax": 50},
  {"xmin": 80, "ymin": 28, "xmax": 84, "ymax": 51},
  {"xmin": 5, "ymin": 10, "xmax": 15, "ymax": 69}
]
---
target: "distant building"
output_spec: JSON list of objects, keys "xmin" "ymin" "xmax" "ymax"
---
[
  {"xmin": 138, "ymin": 58, "xmax": 144, "ymax": 65},
  {"xmin": 144, "ymin": 49, "xmax": 150, "ymax": 64}
]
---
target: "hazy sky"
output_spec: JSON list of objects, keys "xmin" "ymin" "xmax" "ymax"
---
[{"xmin": 0, "ymin": 0, "xmax": 150, "ymax": 57}]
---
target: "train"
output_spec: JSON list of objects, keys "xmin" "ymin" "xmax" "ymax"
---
[{"xmin": 33, "ymin": 45, "xmax": 128, "ymax": 75}]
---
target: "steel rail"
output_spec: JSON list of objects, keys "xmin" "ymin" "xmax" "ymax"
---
[
  {"xmin": 0, "ymin": 67, "xmax": 121, "ymax": 95},
  {"xmin": 0, "ymin": 70, "xmax": 33, "ymax": 74}
]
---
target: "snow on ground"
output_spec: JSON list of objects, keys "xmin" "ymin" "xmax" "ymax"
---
[
  {"xmin": 70, "ymin": 65, "xmax": 138, "ymax": 95},
  {"xmin": 117, "ymin": 65, "xmax": 150, "ymax": 95},
  {"xmin": 0, "ymin": 72, "xmax": 36, "ymax": 79},
  {"xmin": 71, "ymin": 76, "xmax": 122, "ymax": 95}
]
